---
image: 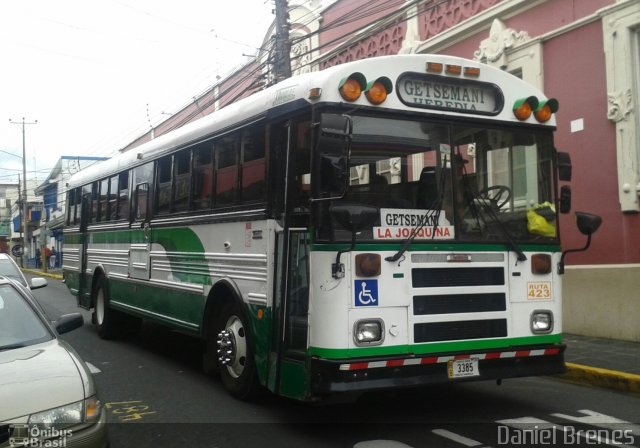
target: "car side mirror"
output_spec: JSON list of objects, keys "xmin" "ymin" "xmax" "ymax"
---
[
  {"xmin": 30, "ymin": 277, "xmax": 48, "ymax": 290},
  {"xmin": 55, "ymin": 313, "xmax": 84, "ymax": 335}
]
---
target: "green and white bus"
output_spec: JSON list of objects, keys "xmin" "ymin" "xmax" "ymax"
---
[{"xmin": 63, "ymin": 54, "xmax": 600, "ymax": 401}]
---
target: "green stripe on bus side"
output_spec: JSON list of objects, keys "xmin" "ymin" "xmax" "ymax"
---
[
  {"xmin": 83, "ymin": 228, "xmax": 210, "ymax": 286},
  {"xmin": 310, "ymin": 243, "xmax": 561, "ymax": 253},
  {"xmin": 109, "ymin": 277, "xmax": 204, "ymax": 333},
  {"xmin": 307, "ymin": 334, "xmax": 562, "ymax": 359}
]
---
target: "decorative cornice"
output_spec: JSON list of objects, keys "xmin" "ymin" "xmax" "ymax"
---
[
  {"xmin": 607, "ymin": 89, "xmax": 634, "ymax": 123},
  {"xmin": 473, "ymin": 19, "xmax": 530, "ymax": 64}
]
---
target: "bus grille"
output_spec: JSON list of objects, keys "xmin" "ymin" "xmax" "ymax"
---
[
  {"xmin": 413, "ymin": 293, "xmax": 506, "ymax": 315},
  {"xmin": 414, "ymin": 319, "xmax": 507, "ymax": 343},
  {"xmin": 412, "ymin": 267, "xmax": 504, "ymax": 287}
]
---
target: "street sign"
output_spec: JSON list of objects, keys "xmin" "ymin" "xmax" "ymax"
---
[{"xmin": 11, "ymin": 244, "xmax": 23, "ymax": 257}]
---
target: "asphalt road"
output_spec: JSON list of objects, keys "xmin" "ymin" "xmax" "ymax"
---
[{"xmin": 29, "ymin": 276, "xmax": 640, "ymax": 448}]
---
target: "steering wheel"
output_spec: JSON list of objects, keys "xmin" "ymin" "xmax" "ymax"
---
[{"xmin": 476, "ymin": 185, "xmax": 512, "ymax": 210}]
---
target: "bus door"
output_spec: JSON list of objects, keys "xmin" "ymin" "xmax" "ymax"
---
[
  {"xmin": 77, "ymin": 193, "xmax": 92, "ymax": 309},
  {"xmin": 281, "ymin": 229, "xmax": 310, "ymax": 359},
  {"xmin": 129, "ymin": 182, "xmax": 151, "ymax": 280},
  {"xmin": 271, "ymin": 118, "xmax": 312, "ymax": 397}
]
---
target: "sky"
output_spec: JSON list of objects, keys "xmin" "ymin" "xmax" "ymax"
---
[{"xmin": 0, "ymin": 0, "xmax": 275, "ymax": 189}]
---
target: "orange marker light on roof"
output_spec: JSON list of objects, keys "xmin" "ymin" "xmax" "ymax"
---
[
  {"xmin": 513, "ymin": 96, "xmax": 539, "ymax": 121},
  {"xmin": 339, "ymin": 72, "xmax": 367, "ymax": 102},
  {"xmin": 426, "ymin": 62, "xmax": 443, "ymax": 73},
  {"xmin": 534, "ymin": 98, "xmax": 559, "ymax": 123},
  {"xmin": 445, "ymin": 64, "xmax": 462, "ymax": 76},
  {"xmin": 464, "ymin": 66, "xmax": 481, "ymax": 77},
  {"xmin": 364, "ymin": 77, "xmax": 393, "ymax": 105}
]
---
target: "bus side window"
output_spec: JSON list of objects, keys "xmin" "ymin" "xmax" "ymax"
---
[
  {"xmin": 80, "ymin": 185, "xmax": 91, "ymax": 224},
  {"xmin": 98, "ymin": 178, "xmax": 109, "ymax": 222},
  {"xmin": 241, "ymin": 126, "xmax": 266, "ymax": 204},
  {"xmin": 90, "ymin": 182, "xmax": 99, "ymax": 223},
  {"xmin": 132, "ymin": 162, "xmax": 153, "ymax": 221},
  {"xmin": 116, "ymin": 171, "xmax": 129, "ymax": 221},
  {"xmin": 215, "ymin": 133, "xmax": 239, "ymax": 208},
  {"xmin": 191, "ymin": 142, "xmax": 213, "ymax": 211},
  {"xmin": 108, "ymin": 175, "xmax": 118, "ymax": 221},
  {"xmin": 156, "ymin": 156, "xmax": 172, "ymax": 215},
  {"xmin": 173, "ymin": 150, "xmax": 191, "ymax": 212}
]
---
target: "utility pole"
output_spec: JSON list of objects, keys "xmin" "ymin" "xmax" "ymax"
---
[
  {"xmin": 9, "ymin": 117, "xmax": 38, "ymax": 267},
  {"xmin": 273, "ymin": 0, "xmax": 292, "ymax": 83}
]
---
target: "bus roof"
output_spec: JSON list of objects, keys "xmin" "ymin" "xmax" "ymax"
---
[{"xmin": 67, "ymin": 54, "xmax": 555, "ymax": 189}]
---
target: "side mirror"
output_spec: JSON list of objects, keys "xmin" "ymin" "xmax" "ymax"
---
[
  {"xmin": 557, "ymin": 152, "xmax": 572, "ymax": 181},
  {"xmin": 559, "ymin": 186, "xmax": 571, "ymax": 214},
  {"xmin": 576, "ymin": 211, "xmax": 602, "ymax": 236},
  {"xmin": 30, "ymin": 277, "xmax": 48, "ymax": 290},
  {"xmin": 558, "ymin": 212, "xmax": 602, "ymax": 274},
  {"xmin": 330, "ymin": 203, "xmax": 379, "ymax": 233},
  {"xmin": 313, "ymin": 114, "xmax": 351, "ymax": 201},
  {"xmin": 329, "ymin": 203, "xmax": 379, "ymax": 278},
  {"xmin": 55, "ymin": 313, "xmax": 84, "ymax": 335}
]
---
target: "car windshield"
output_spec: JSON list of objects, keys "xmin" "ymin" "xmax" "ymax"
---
[
  {"xmin": 0, "ymin": 284, "xmax": 52, "ymax": 350},
  {"xmin": 0, "ymin": 257, "xmax": 27, "ymax": 287}
]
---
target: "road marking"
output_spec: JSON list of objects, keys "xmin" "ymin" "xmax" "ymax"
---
[
  {"xmin": 496, "ymin": 416, "xmax": 557, "ymax": 429},
  {"xmin": 551, "ymin": 410, "xmax": 640, "ymax": 448},
  {"xmin": 85, "ymin": 362, "xmax": 101, "ymax": 374},
  {"xmin": 432, "ymin": 429, "xmax": 486, "ymax": 447},
  {"xmin": 105, "ymin": 400, "xmax": 156, "ymax": 422}
]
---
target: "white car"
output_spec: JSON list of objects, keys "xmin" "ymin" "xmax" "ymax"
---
[
  {"xmin": 0, "ymin": 253, "xmax": 47, "ymax": 290},
  {"xmin": 0, "ymin": 276, "xmax": 108, "ymax": 447}
]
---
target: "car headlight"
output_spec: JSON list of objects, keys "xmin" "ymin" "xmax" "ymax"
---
[
  {"xmin": 530, "ymin": 310, "xmax": 554, "ymax": 334},
  {"xmin": 28, "ymin": 396, "xmax": 102, "ymax": 428},
  {"xmin": 353, "ymin": 319, "xmax": 384, "ymax": 346}
]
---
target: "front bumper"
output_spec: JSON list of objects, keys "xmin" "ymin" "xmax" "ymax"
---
[{"xmin": 310, "ymin": 344, "xmax": 566, "ymax": 395}]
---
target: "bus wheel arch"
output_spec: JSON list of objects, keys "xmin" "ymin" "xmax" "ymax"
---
[
  {"xmin": 202, "ymin": 279, "xmax": 258, "ymax": 399},
  {"xmin": 91, "ymin": 270, "xmax": 141, "ymax": 339}
]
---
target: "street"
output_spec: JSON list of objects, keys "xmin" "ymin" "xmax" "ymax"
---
[{"xmin": 30, "ymin": 276, "xmax": 640, "ymax": 448}]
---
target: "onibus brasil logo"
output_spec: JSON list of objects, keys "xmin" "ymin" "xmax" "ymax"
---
[{"xmin": 8, "ymin": 424, "xmax": 73, "ymax": 447}]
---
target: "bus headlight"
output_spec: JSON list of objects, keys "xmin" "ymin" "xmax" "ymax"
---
[
  {"xmin": 353, "ymin": 319, "xmax": 384, "ymax": 346},
  {"xmin": 530, "ymin": 310, "xmax": 554, "ymax": 334}
]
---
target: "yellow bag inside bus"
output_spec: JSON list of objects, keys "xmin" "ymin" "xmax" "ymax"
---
[{"xmin": 527, "ymin": 202, "xmax": 557, "ymax": 238}]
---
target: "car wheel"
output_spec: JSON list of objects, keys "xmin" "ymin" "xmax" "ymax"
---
[{"xmin": 216, "ymin": 301, "xmax": 258, "ymax": 399}]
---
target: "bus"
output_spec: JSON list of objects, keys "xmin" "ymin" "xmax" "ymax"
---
[{"xmin": 63, "ymin": 54, "xmax": 601, "ymax": 402}]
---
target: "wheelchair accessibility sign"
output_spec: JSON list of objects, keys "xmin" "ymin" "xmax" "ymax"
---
[{"xmin": 355, "ymin": 280, "xmax": 378, "ymax": 307}]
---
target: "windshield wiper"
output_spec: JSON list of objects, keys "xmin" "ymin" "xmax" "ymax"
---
[
  {"xmin": 385, "ymin": 208, "xmax": 442, "ymax": 263},
  {"xmin": 0, "ymin": 343, "xmax": 27, "ymax": 351},
  {"xmin": 386, "ymin": 170, "xmax": 447, "ymax": 263},
  {"xmin": 474, "ymin": 197, "xmax": 527, "ymax": 262}
]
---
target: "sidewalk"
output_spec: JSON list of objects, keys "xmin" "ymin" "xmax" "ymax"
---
[
  {"xmin": 22, "ymin": 267, "xmax": 64, "ymax": 280},
  {"xmin": 562, "ymin": 333, "xmax": 640, "ymax": 394},
  {"xmin": 19, "ymin": 267, "xmax": 640, "ymax": 394}
]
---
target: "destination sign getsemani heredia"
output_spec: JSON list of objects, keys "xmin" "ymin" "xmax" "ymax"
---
[{"xmin": 398, "ymin": 74, "xmax": 502, "ymax": 114}]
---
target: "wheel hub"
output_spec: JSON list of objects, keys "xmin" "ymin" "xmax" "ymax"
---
[
  {"xmin": 217, "ymin": 329, "xmax": 235, "ymax": 365},
  {"xmin": 216, "ymin": 315, "xmax": 247, "ymax": 378}
]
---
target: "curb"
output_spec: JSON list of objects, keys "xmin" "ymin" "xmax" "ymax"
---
[
  {"xmin": 561, "ymin": 362, "xmax": 640, "ymax": 394},
  {"xmin": 21, "ymin": 268, "xmax": 64, "ymax": 281}
]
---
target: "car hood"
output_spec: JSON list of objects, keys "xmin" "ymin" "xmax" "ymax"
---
[{"xmin": 0, "ymin": 340, "xmax": 85, "ymax": 422}]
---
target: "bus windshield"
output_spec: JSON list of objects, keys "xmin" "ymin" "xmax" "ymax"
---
[{"xmin": 315, "ymin": 114, "xmax": 557, "ymax": 244}]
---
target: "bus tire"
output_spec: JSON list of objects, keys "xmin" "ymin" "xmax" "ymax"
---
[
  {"xmin": 93, "ymin": 276, "xmax": 117, "ymax": 340},
  {"xmin": 215, "ymin": 301, "xmax": 258, "ymax": 399}
]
